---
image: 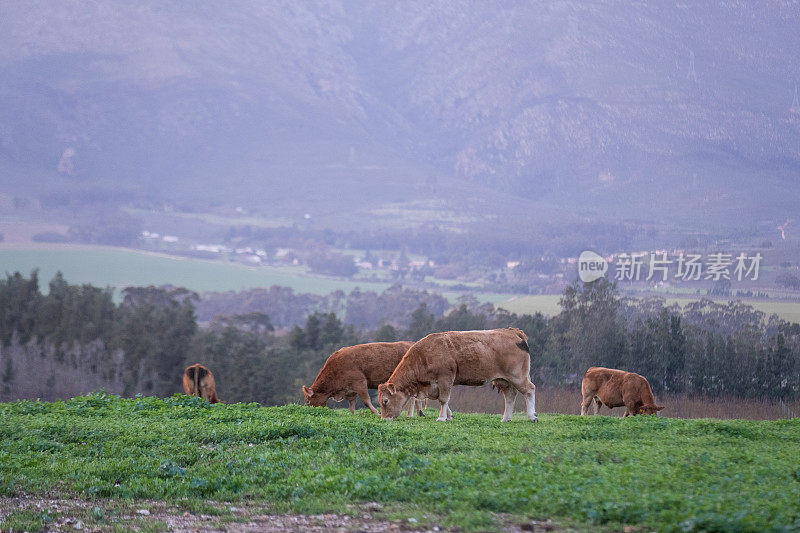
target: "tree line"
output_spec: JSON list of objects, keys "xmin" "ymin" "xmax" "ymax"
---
[{"xmin": 0, "ymin": 272, "xmax": 798, "ymax": 404}]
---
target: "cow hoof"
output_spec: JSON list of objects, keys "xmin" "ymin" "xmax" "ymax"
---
[
  {"xmin": 529, "ymin": 416, "xmax": 539, "ymax": 422},
  {"xmin": 436, "ymin": 416, "xmax": 448, "ymax": 421}
]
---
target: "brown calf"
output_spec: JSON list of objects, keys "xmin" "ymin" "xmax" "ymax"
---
[
  {"xmin": 302, "ymin": 341, "xmax": 425, "ymax": 416},
  {"xmin": 580, "ymin": 366, "xmax": 664, "ymax": 416},
  {"xmin": 378, "ymin": 328, "xmax": 537, "ymax": 422},
  {"xmin": 182, "ymin": 364, "xmax": 221, "ymax": 404}
]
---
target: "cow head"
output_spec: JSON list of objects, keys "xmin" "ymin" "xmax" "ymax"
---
[
  {"xmin": 377, "ymin": 382, "xmax": 409, "ymax": 420},
  {"xmin": 637, "ymin": 404, "xmax": 665, "ymax": 415},
  {"xmin": 302, "ymin": 385, "xmax": 329, "ymax": 407}
]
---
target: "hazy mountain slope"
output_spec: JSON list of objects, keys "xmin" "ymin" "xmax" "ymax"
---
[{"xmin": 1, "ymin": 0, "xmax": 798, "ymax": 226}]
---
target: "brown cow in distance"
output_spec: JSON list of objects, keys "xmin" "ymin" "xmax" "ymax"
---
[
  {"xmin": 182, "ymin": 364, "xmax": 221, "ymax": 404},
  {"xmin": 302, "ymin": 341, "xmax": 425, "ymax": 416},
  {"xmin": 377, "ymin": 328, "xmax": 537, "ymax": 422},
  {"xmin": 580, "ymin": 366, "xmax": 663, "ymax": 416}
]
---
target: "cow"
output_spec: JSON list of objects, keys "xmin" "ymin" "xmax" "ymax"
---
[
  {"xmin": 302, "ymin": 341, "xmax": 425, "ymax": 416},
  {"xmin": 182, "ymin": 363, "xmax": 221, "ymax": 404},
  {"xmin": 377, "ymin": 328, "xmax": 537, "ymax": 422},
  {"xmin": 580, "ymin": 366, "xmax": 664, "ymax": 416}
]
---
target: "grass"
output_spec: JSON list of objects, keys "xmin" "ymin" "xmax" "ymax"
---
[
  {"xmin": 1, "ymin": 509, "xmax": 59, "ymax": 531},
  {"xmin": 493, "ymin": 294, "xmax": 800, "ymax": 323},
  {"xmin": 488, "ymin": 294, "xmax": 564, "ymax": 316},
  {"xmin": 1, "ymin": 393, "xmax": 798, "ymax": 532},
  {"xmin": 663, "ymin": 297, "xmax": 800, "ymax": 325}
]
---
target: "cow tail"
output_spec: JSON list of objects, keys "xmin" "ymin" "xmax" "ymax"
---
[{"xmin": 509, "ymin": 327, "xmax": 529, "ymax": 353}]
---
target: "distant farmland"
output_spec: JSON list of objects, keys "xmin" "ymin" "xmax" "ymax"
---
[
  {"xmin": 0, "ymin": 246, "xmax": 389, "ymax": 296},
  {"xmin": 1, "ymin": 246, "xmax": 798, "ymax": 323},
  {"xmin": 498, "ymin": 294, "xmax": 800, "ymax": 324}
]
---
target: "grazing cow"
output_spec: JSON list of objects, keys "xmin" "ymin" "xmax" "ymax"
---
[
  {"xmin": 182, "ymin": 364, "xmax": 221, "ymax": 404},
  {"xmin": 377, "ymin": 328, "xmax": 537, "ymax": 422},
  {"xmin": 580, "ymin": 366, "xmax": 664, "ymax": 416},
  {"xmin": 302, "ymin": 341, "xmax": 425, "ymax": 416}
]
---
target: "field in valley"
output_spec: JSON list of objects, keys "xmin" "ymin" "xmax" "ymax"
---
[
  {"xmin": 497, "ymin": 294, "xmax": 800, "ymax": 324},
  {"xmin": 0, "ymin": 394, "xmax": 798, "ymax": 532},
  {"xmin": 2, "ymin": 246, "xmax": 799, "ymax": 324},
  {"xmin": 0, "ymin": 247, "xmax": 390, "ymax": 297}
]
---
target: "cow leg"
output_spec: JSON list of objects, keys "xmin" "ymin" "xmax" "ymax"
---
[
  {"xmin": 406, "ymin": 399, "xmax": 416, "ymax": 417},
  {"xmin": 510, "ymin": 378, "xmax": 538, "ymax": 422},
  {"xmin": 436, "ymin": 382, "xmax": 453, "ymax": 422},
  {"xmin": 437, "ymin": 400, "xmax": 450, "ymax": 421},
  {"xmin": 416, "ymin": 399, "xmax": 426, "ymax": 416},
  {"xmin": 623, "ymin": 395, "xmax": 640, "ymax": 417},
  {"xmin": 501, "ymin": 386, "xmax": 517, "ymax": 422},
  {"xmin": 580, "ymin": 393, "xmax": 594, "ymax": 416},
  {"xmin": 495, "ymin": 379, "xmax": 516, "ymax": 422},
  {"xmin": 593, "ymin": 397, "xmax": 601, "ymax": 415},
  {"xmin": 354, "ymin": 384, "xmax": 378, "ymax": 414},
  {"xmin": 526, "ymin": 384, "xmax": 537, "ymax": 422},
  {"xmin": 347, "ymin": 395, "xmax": 357, "ymax": 414},
  {"xmin": 438, "ymin": 402, "xmax": 453, "ymax": 421}
]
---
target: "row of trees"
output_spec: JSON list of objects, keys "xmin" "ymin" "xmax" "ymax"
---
[
  {"xmin": 1, "ymin": 272, "xmax": 798, "ymax": 404},
  {"xmin": 0, "ymin": 272, "xmax": 196, "ymax": 398},
  {"xmin": 532, "ymin": 280, "xmax": 799, "ymax": 399},
  {"xmin": 195, "ymin": 283, "xmax": 450, "ymax": 329}
]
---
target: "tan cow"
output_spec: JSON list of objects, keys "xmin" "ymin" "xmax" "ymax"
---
[
  {"xmin": 580, "ymin": 366, "xmax": 664, "ymax": 416},
  {"xmin": 302, "ymin": 341, "xmax": 425, "ymax": 416},
  {"xmin": 182, "ymin": 363, "xmax": 221, "ymax": 404},
  {"xmin": 377, "ymin": 328, "xmax": 537, "ymax": 422}
]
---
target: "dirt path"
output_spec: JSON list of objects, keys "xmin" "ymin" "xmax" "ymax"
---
[{"xmin": 0, "ymin": 495, "xmax": 564, "ymax": 532}]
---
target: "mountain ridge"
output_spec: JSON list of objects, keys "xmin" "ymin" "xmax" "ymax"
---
[{"xmin": 1, "ymin": 0, "xmax": 798, "ymax": 229}]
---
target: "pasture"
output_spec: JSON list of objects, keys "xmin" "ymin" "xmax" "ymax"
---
[
  {"xmin": 496, "ymin": 293, "xmax": 800, "ymax": 324},
  {"xmin": 0, "ymin": 247, "xmax": 390, "ymax": 296},
  {"xmin": 1, "ymin": 394, "xmax": 798, "ymax": 531}
]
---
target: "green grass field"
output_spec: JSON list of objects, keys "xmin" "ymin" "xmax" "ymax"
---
[
  {"xmin": 663, "ymin": 297, "xmax": 800, "ymax": 325},
  {"xmin": 487, "ymin": 294, "xmax": 564, "ymax": 316},
  {"xmin": 1, "ymin": 394, "xmax": 798, "ymax": 531},
  {"xmin": 493, "ymin": 294, "xmax": 800, "ymax": 323}
]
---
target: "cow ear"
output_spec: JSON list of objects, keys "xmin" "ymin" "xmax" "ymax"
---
[
  {"xmin": 387, "ymin": 383, "xmax": 396, "ymax": 395},
  {"xmin": 302, "ymin": 386, "xmax": 313, "ymax": 397}
]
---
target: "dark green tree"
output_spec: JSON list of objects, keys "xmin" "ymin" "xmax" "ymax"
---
[
  {"xmin": 407, "ymin": 302, "xmax": 435, "ymax": 341},
  {"xmin": 375, "ymin": 323, "xmax": 398, "ymax": 342}
]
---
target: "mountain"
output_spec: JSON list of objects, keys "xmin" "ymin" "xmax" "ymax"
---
[{"xmin": 1, "ymin": 0, "xmax": 799, "ymax": 230}]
